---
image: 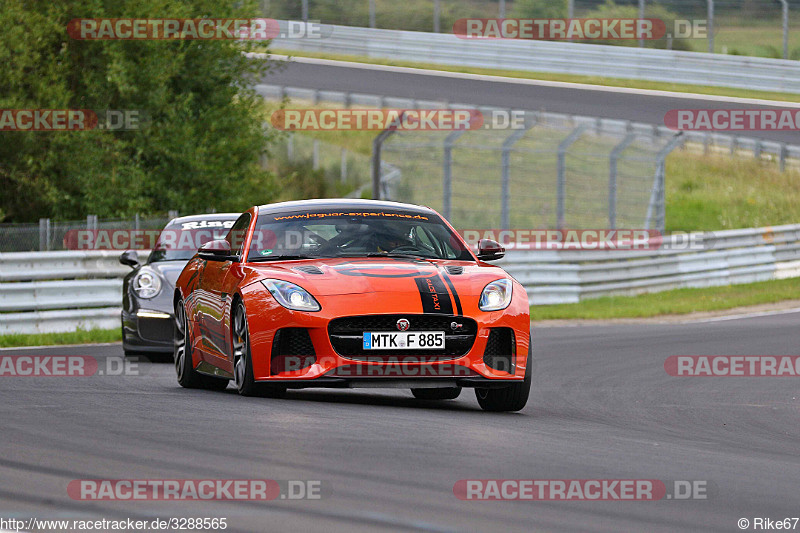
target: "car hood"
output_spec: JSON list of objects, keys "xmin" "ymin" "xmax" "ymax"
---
[
  {"xmin": 240, "ymin": 257, "xmax": 508, "ymax": 300},
  {"xmin": 148, "ymin": 260, "xmax": 188, "ymax": 288}
]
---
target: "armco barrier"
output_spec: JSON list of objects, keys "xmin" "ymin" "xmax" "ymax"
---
[
  {"xmin": 0, "ymin": 251, "xmax": 127, "ymax": 335},
  {"xmin": 1, "ymin": 225, "xmax": 799, "ymax": 334},
  {"xmin": 498, "ymin": 224, "xmax": 800, "ymax": 304},
  {"xmin": 272, "ymin": 22, "xmax": 800, "ymax": 94}
]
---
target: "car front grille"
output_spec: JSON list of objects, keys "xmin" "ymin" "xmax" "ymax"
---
[
  {"xmin": 328, "ymin": 314, "xmax": 477, "ymax": 360},
  {"xmin": 483, "ymin": 327, "xmax": 516, "ymax": 374},
  {"xmin": 270, "ymin": 328, "xmax": 316, "ymax": 375}
]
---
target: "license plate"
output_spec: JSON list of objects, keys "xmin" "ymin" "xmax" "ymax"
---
[{"xmin": 363, "ymin": 331, "xmax": 445, "ymax": 350}]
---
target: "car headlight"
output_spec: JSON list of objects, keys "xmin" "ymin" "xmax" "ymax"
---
[
  {"xmin": 479, "ymin": 278, "xmax": 513, "ymax": 311},
  {"xmin": 133, "ymin": 269, "xmax": 162, "ymax": 299},
  {"xmin": 262, "ymin": 279, "xmax": 321, "ymax": 312}
]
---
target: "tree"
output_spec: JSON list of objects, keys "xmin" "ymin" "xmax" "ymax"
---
[{"xmin": 0, "ymin": 0, "xmax": 277, "ymax": 222}]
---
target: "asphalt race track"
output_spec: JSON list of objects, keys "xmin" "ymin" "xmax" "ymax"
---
[
  {"xmin": 264, "ymin": 58, "xmax": 800, "ymax": 145},
  {"xmin": 1, "ymin": 312, "xmax": 798, "ymax": 532}
]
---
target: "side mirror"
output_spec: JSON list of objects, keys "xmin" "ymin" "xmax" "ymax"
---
[
  {"xmin": 477, "ymin": 239, "xmax": 505, "ymax": 261},
  {"xmin": 119, "ymin": 250, "xmax": 140, "ymax": 268},
  {"xmin": 198, "ymin": 239, "xmax": 235, "ymax": 261}
]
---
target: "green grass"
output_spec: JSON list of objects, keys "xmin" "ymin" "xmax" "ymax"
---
[
  {"xmin": 665, "ymin": 152, "xmax": 800, "ymax": 231},
  {"xmin": 0, "ymin": 328, "xmax": 121, "ymax": 349},
  {"xmin": 691, "ymin": 17, "xmax": 800, "ymax": 59},
  {"xmin": 270, "ymin": 48, "xmax": 800, "ymax": 102},
  {"xmin": 530, "ymin": 277, "xmax": 800, "ymax": 320}
]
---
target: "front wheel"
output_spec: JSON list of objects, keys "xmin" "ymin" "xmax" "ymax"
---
[
  {"xmin": 232, "ymin": 302, "xmax": 286, "ymax": 398},
  {"xmin": 475, "ymin": 345, "xmax": 532, "ymax": 412},
  {"xmin": 411, "ymin": 387, "xmax": 462, "ymax": 400},
  {"xmin": 174, "ymin": 298, "xmax": 229, "ymax": 391}
]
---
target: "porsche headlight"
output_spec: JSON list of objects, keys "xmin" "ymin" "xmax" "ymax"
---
[
  {"xmin": 479, "ymin": 278, "xmax": 513, "ymax": 311},
  {"xmin": 133, "ymin": 269, "xmax": 162, "ymax": 299},
  {"xmin": 262, "ymin": 279, "xmax": 321, "ymax": 312}
]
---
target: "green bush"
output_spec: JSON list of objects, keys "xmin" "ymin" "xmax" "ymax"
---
[{"xmin": 0, "ymin": 0, "xmax": 278, "ymax": 222}]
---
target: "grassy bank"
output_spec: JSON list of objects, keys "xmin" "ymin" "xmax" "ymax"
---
[
  {"xmin": 530, "ymin": 277, "xmax": 800, "ymax": 320},
  {"xmin": 0, "ymin": 328, "xmax": 121, "ymax": 349}
]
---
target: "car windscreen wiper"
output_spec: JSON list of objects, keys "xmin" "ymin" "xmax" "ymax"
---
[{"xmin": 249, "ymin": 255, "xmax": 313, "ymax": 262}]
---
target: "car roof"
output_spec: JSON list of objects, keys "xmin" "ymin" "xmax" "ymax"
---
[
  {"xmin": 167, "ymin": 213, "xmax": 241, "ymax": 225},
  {"xmin": 256, "ymin": 199, "xmax": 435, "ymax": 216}
]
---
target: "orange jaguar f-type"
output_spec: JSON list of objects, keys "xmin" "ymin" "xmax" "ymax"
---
[{"xmin": 173, "ymin": 199, "xmax": 531, "ymax": 411}]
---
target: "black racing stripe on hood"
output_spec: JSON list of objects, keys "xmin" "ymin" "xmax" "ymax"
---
[
  {"xmin": 414, "ymin": 274, "xmax": 454, "ymax": 315},
  {"xmin": 439, "ymin": 270, "xmax": 463, "ymax": 316}
]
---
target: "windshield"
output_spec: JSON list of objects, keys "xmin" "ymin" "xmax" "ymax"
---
[
  {"xmin": 149, "ymin": 219, "xmax": 236, "ymax": 262},
  {"xmin": 246, "ymin": 210, "xmax": 473, "ymax": 261}
]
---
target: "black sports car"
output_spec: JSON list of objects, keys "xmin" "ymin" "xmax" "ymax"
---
[{"xmin": 120, "ymin": 213, "xmax": 239, "ymax": 355}]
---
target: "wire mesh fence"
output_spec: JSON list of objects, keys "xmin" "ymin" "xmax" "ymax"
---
[
  {"xmin": 0, "ymin": 215, "xmax": 173, "ymax": 253},
  {"xmin": 380, "ymin": 113, "xmax": 679, "ymax": 232},
  {"xmin": 268, "ymin": 132, "xmax": 374, "ymax": 197}
]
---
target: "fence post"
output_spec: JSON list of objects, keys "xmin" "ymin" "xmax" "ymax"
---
[
  {"xmin": 287, "ymin": 134, "xmax": 294, "ymax": 161},
  {"xmin": 638, "ymin": 0, "xmax": 645, "ymax": 48},
  {"xmin": 301, "ymin": 0, "xmax": 308, "ymax": 22},
  {"xmin": 39, "ymin": 218, "xmax": 50, "ymax": 252},
  {"xmin": 434, "ymin": 0, "xmax": 440, "ymax": 33},
  {"xmin": 312, "ymin": 139, "xmax": 320, "ymax": 170},
  {"xmin": 501, "ymin": 125, "xmax": 531, "ymax": 230},
  {"xmin": 442, "ymin": 130, "xmax": 466, "ymax": 221},
  {"xmin": 645, "ymin": 133, "xmax": 683, "ymax": 232},
  {"xmin": 372, "ymin": 115, "xmax": 404, "ymax": 200},
  {"xmin": 369, "ymin": 0, "xmax": 376, "ymax": 28},
  {"xmin": 168, "ymin": 210, "xmax": 179, "ymax": 220},
  {"xmin": 341, "ymin": 149, "xmax": 348, "ymax": 183},
  {"xmin": 707, "ymin": 0, "xmax": 714, "ymax": 53},
  {"xmin": 499, "ymin": 0, "xmax": 506, "ymax": 18},
  {"xmin": 134, "ymin": 213, "xmax": 140, "ymax": 231},
  {"xmin": 608, "ymin": 132, "xmax": 637, "ymax": 230},
  {"xmin": 779, "ymin": 143, "xmax": 787, "ymax": 172},
  {"xmin": 556, "ymin": 124, "xmax": 588, "ymax": 230},
  {"xmin": 779, "ymin": 0, "xmax": 789, "ymax": 59}
]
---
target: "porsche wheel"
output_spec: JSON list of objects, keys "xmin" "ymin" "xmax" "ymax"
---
[
  {"xmin": 475, "ymin": 345, "xmax": 532, "ymax": 412},
  {"xmin": 232, "ymin": 302, "xmax": 286, "ymax": 398},
  {"xmin": 174, "ymin": 298, "xmax": 229, "ymax": 391},
  {"xmin": 411, "ymin": 387, "xmax": 462, "ymax": 400}
]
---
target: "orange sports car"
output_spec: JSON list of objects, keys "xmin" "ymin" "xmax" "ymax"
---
[{"xmin": 173, "ymin": 199, "xmax": 531, "ymax": 411}]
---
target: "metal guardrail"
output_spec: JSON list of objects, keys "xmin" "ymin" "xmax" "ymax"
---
[
  {"xmin": 0, "ymin": 251, "xmax": 126, "ymax": 335},
  {"xmin": 1, "ymin": 225, "xmax": 800, "ymax": 334},
  {"xmin": 498, "ymin": 224, "xmax": 800, "ymax": 304},
  {"xmin": 272, "ymin": 22, "xmax": 800, "ymax": 94}
]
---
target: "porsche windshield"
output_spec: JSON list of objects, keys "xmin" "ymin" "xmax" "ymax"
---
[
  {"xmin": 246, "ymin": 211, "xmax": 473, "ymax": 261},
  {"xmin": 149, "ymin": 220, "xmax": 235, "ymax": 262}
]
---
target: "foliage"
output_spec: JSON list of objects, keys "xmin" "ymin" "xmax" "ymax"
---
[{"xmin": 0, "ymin": 0, "xmax": 278, "ymax": 222}]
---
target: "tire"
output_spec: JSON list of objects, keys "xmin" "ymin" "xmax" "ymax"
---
[
  {"xmin": 411, "ymin": 387, "xmax": 462, "ymax": 400},
  {"xmin": 232, "ymin": 302, "xmax": 286, "ymax": 398},
  {"xmin": 173, "ymin": 298, "xmax": 229, "ymax": 391},
  {"xmin": 475, "ymin": 344, "xmax": 532, "ymax": 412}
]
